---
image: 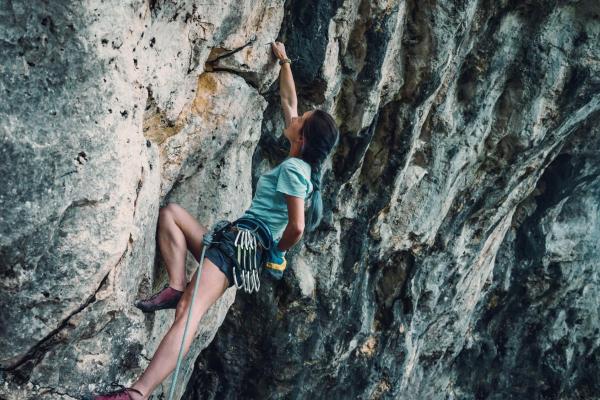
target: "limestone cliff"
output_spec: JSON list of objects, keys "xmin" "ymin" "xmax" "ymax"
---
[{"xmin": 1, "ymin": 0, "xmax": 598, "ymax": 399}]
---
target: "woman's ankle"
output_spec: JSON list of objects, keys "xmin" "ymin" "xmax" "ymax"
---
[
  {"xmin": 169, "ymin": 281, "xmax": 186, "ymax": 292},
  {"xmin": 130, "ymin": 383, "xmax": 147, "ymax": 400}
]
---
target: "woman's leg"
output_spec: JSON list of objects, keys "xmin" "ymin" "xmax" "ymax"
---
[
  {"xmin": 131, "ymin": 259, "xmax": 230, "ymax": 399},
  {"xmin": 157, "ymin": 203, "xmax": 209, "ymax": 291}
]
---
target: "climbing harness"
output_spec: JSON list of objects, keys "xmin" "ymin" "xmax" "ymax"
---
[{"xmin": 167, "ymin": 216, "xmax": 272, "ymax": 400}]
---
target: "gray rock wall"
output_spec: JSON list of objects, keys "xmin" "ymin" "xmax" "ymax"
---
[
  {"xmin": 1, "ymin": 0, "xmax": 598, "ymax": 399},
  {"xmin": 185, "ymin": 1, "xmax": 600, "ymax": 399},
  {"xmin": 453, "ymin": 130, "xmax": 600, "ymax": 399},
  {"xmin": 1, "ymin": 1, "xmax": 275, "ymax": 399}
]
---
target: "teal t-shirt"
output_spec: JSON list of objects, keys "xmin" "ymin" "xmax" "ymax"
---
[{"xmin": 241, "ymin": 157, "xmax": 313, "ymax": 240}]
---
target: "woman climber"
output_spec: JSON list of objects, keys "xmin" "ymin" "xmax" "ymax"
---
[{"xmin": 92, "ymin": 41, "xmax": 339, "ymax": 400}]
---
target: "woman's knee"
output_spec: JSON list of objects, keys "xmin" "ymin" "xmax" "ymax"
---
[
  {"xmin": 159, "ymin": 203, "xmax": 180, "ymax": 219},
  {"xmin": 159, "ymin": 203, "xmax": 190, "ymax": 230}
]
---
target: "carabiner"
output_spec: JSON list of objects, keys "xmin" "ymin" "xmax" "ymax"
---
[{"xmin": 234, "ymin": 230, "xmax": 244, "ymax": 289}]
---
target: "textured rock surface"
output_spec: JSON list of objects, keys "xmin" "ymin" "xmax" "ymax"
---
[
  {"xmin": 1, "ymin": 0, "xmax": 599, "ymax": 400},
  {"xmin": 1, "ymin": 1, "xmax": 272, "ymax": 399},
  {"xmin": 185, "ymin": 1, "xmax": 600, "ymax": 400},
  {"xmin": 452, "ymin": 130, "xmax": 600, "ymax": 399}
]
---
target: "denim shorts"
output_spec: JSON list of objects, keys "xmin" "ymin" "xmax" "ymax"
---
[{"xmin": 200, "ymin": 218, "xmax": 271, "ymax": 288}]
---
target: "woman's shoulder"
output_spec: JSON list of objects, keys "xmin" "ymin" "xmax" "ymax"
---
[
  {"xmin": 282, "ymin": 157, "xmax": 311, "ymax": 174},
  {"xmin": 276, "ymin": 157, "xmax": 313, "ymax": 197}
]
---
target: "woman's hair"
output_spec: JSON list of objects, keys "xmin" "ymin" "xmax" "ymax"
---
[{"xmin": 299, "ymin": 109, "xmax": 340, "ymax": 232}]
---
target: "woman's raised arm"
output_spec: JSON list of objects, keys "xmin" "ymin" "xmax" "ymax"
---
[{"xmin": 271, "ymin": 41, "xmax": 298, "ymax": 128}]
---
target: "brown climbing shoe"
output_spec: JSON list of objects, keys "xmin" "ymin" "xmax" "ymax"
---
[{"xmin": 134, "ymin": 283, "xmax": 183, "ymax": 313}]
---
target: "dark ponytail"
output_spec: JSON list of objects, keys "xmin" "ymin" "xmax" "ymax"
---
[
  {"xmin": 300, "ymin": 109, "xmax": 339, "ymax": 232},
  {"xmin": 306, "ymin": 165, "xmax": 323, "ymax": 232}
]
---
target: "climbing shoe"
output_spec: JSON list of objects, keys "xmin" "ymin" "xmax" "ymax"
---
[
  {"xmin": 265, "ymin": 240, "xmax": 287, "ymax": 280},
  {"xmin": 92, "ymin": 383, "xmax": 144, "ymax": 399},
  {"xmin": 134, "ymin": 283, "xmax": 183, "ymax": 313}
]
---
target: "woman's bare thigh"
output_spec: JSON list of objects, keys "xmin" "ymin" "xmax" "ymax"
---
[
  {"xmin": 175, "ymin": 258, "xmax": 229, "ymax": 322},
  {"xmin": 161, "ymin": 203, "xmax": 208, "ymax": 263}
]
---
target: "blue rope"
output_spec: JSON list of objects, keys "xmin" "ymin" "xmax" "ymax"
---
[{"xmin": 166, "ymin": 230, "xmax": 215, "ymax": 400}]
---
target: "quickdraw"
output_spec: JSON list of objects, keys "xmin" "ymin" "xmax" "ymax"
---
[
  {"xmin": 233, "ymin": 227, "xmax": 260, "ymax": 293},
  {"xmin": 231, "ymin": 217, "xmax": 273, "ymax": 294}
]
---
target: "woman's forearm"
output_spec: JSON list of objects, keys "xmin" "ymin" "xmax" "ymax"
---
[
  {"xmin": 276, "ymin": 223, "xmax": 303, "ymax": 251},
  {"xmin": 279, "ymin": 63, "xmax": 297, "ymax": 106}
]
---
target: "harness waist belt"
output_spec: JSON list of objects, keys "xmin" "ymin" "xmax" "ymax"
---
[{"xmin": 230, "ymin": 216, "xmax": 273, "ymax": 251}]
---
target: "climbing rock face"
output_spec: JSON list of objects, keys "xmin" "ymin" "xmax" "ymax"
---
[
  {"xmin": 185, "ymin": 1, "xmax": 600, "ymax": 400},
  {"xmin": 1, "ymin": 1, "xmax": 271, "ymax": 399},
  {"xmin": 1, "ymin": 1, "xmax": 598, "ymax": 400},
  {"xmin": 452, "ymin": 134, "xmax": 600, "ymax": 400}
]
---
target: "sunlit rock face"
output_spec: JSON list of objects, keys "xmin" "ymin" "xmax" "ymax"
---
[
  {"xmin": 0, "ymin": 1, "xmax": 273, "ymax": 399},
  {"xmin": 1, "ymin": 0, "xmax": 599, "ymax": 399}
]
